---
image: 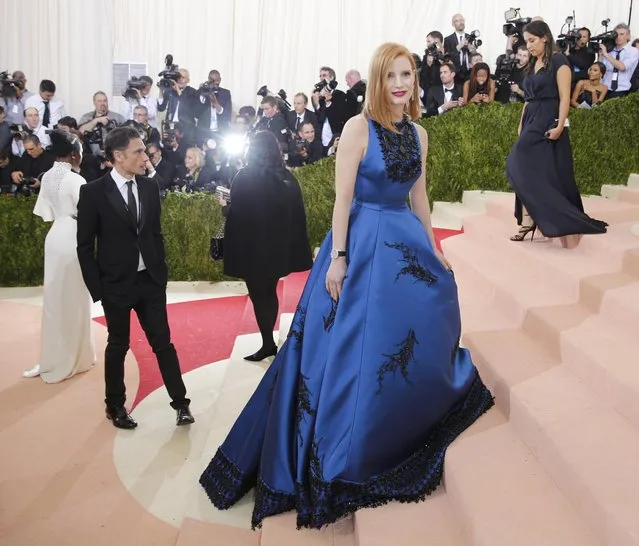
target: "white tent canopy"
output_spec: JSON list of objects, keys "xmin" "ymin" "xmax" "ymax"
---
[{"xmin": 2, "ymin": 0, "xmax": 635, "ymax": 118}]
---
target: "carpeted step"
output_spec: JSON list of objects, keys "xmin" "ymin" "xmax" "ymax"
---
[
  {"xmin": 176, "ymin": 518, "xmax": 259, "ymax": 546},
  {"xmin": 260, "ymin": 512, "xmax": 356, "ymax": 546}
]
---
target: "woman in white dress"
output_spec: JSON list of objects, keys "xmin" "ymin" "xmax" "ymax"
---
[{"xmin": 23, "ymin": 130, "xmax": 96, "ymax": 382}]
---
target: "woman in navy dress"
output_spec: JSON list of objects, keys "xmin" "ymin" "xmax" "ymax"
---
[
  {"xmin": 506, "ymin": 21, "xmax": 607, "ymax": 248},
  {"xmin": 200, "ymin": 42, "xmax": 494, "ymax": 530}
]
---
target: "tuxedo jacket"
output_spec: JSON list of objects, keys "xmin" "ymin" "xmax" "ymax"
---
[
  {"xmin": 77, "ymin": 173, "xmax": 168, "ymax": 302},
  {"xmin": 425, "ymin": 84, "xmax": 462, "ymax": 117},
  {"xmin": 315, "ymin": 90, "xmax": 350, "ymax": 137},
  {"xmin": 158, "ymin": 86, "xmax": 201, "ymax": 143},
  {"xmin": 286, "ymin": 108, "xmax": 318, "ymax": 132}
]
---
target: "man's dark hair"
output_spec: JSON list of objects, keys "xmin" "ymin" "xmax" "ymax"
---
[
  {"xmin": 427, "ymin": 31, "xmax": 444, "ymax": 43},
  {"xmin": 0, "ymin": 105, "xmax": 4, "ymax": 115},
  {"xmin": 578, "ymin": 27, "xmax": 592, "ymax": 39},
  {"xmin": 0, "ymin": 149, "xmax": 10, "ymax": 162},
  {"xmin": 319, "ymin": 66, "xmax": 336, "ymax": 80},
  {"xmin": 246, "ymin": 131, "xmax": 285, "ymax": 171},
  {"xmin": 24, "ymin": 134, "xmax": 41, "ymax": 147},
  {"xmin": 299, "ymin": 121, "xmax": 314, "ymax": 132},
  {"xmin": 40, "ymin": 79, "xmax": 56, "ymax": 94},
  {"xmin": 139, "ymin": 75, "xmax": 153, "ymax": 86},
  {"xmin": 57, "ymin": 116, "xmax": 78, "ymax": 129},
  {"xmin": 261, "ymin": 96, "xmax": 278, "ymax": 108},
  {"xmin": 440, "ymin": 62, "xmax": 456, "ymax": 74},
  {"xmin": 104, "ymin": 127, "xmax": 142, "ymax": 162},
  {"xmin": 239, "ymin": 105, "xmax": 256, "ymax": 118}
]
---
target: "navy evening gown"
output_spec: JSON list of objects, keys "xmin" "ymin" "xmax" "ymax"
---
[
  {"xmin": 506, "ymin": 53, "xmax": 608, "ymax": 236},
  {"xmin": 200, "ymin": 117, "xmax": 494, "ymax": 529}
]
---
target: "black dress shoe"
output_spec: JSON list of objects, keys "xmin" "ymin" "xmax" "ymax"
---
[
  {"xmin": 176, "ymin": 406, "xmax": 195, "ymax": 426},
  {"xmin": 106, "ymin": 407, "xmax": 138, "ymax": 429},
  {"xmin": 244, "ymin": 345, "xmax": 278, "ymax": 362}
]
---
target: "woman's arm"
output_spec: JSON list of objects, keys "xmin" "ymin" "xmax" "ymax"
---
[
  {"xmin": 324, "ymin": 115, "xmax": 367, "ymax": 301},
  {"xmin": 462, "ymin": 80, "xmax": 470, "ymax": 103},
  {"xmin": 487, "ymin": 79, "xmax": 496, "ymax": 102},
  {"xmin": 517, "ymin": 102, "xmax": 527, "ymax": 135},
  {"xmin": 570, "ymin": 80, "xmax": 584, "ymax": 108},
  {"xmin": 409, "ymin": 124, "xmax": 450, "ymax": 269},
  {"xmin": 554, "ymin": 64, "xmax": 572, "ymax": 134},
  {"xmin": 597, "ymin": 84, "xmax": 608, "ymax": 103}
]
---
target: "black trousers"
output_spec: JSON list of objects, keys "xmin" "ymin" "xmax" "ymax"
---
[
  {"xmin": 245, "ymin": 277, "xmax": 279, "ymax": 348},
  {"xmin": 101, "ymin": 270, "xmax": 189, "ymax": 410}
]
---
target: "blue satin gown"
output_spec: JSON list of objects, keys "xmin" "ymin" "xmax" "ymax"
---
[{"xmin": 200, "ymin": 117, "xmax": 494, "ymax": 529}]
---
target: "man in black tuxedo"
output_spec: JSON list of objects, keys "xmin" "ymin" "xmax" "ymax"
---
[
  {"xmin": 157, "ymin": 68, "xmax": 201, "ymax": 146},
  {"xmin": 205, "ymin": 70, "xmax": 232, "ymax": 124},
  {"xmin": 444, "ymin": 13, "xmax": 474, "ymax": 84},
  {"xmin": 425, "ymin": 62, "xmax": 464, "ymax": 117},
  {"xmin": 286, "ymin": 93, "xmax": 318, "ymax": 132},
  {"xmin": 76, "ymin": 127, "xmax": 194, "ymax": 429}
]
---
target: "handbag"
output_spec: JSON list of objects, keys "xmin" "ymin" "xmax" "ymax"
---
[{"xmin": 210, "ymin": 219, "xmax": 226, "ymax": 261}]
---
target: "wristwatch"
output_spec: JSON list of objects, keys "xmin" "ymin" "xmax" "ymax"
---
[{"xmin": 331, "ymin": 249, "xmax": 347, "ymax": 260}]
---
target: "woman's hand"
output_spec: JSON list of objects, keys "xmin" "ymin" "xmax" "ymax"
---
[
  {"xmin": 217, "ymin": 195, "xmax": 227, "ymax": 206},
  {"xmin": 325, "ymin": 258, "xmax": 347, "ymax": 301},
  {"xmin": 545, "ymin": 126, "xmax": 563, "ymax": 140},
  {"xmin": 435, "ymin": 249, "xmax": 452, "ymax": 271}
]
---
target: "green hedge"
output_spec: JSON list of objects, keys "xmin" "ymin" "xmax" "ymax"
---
[{"xmin": 1, "ymin": 94, "xmax": 637, "ymax": 286}]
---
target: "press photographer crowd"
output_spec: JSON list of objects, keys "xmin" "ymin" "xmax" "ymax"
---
[{"xmin": 1, "ymin": 10, "xmax": 637, "ymax": 198}]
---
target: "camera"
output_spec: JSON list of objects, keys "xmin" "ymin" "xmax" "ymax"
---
[
  {"xmin": 121, "ymin": 119, "xmax": 149, "ymax": 143},
  {"xmin": 161, "ymin": 121, "xmax": 180, "ymax": 147},
  {"xmin": 199, "ymin": 81, "xmax": 220, "ymax": 98},
  {"xmin": 122, "ymin": 76, "xmax": 147, "ymax": 100},
  {"xmin": 425, "ymin": 42, "xmax": 450, "ymax": 63},
  {"xmin": 467, "ymin": 30, "xmax": 483, "ymax": 48},
  {"xmin": 256, "ymin": 86, "xmax": 292, "ymax": 111},
  {"xmin": 0, "ymin": 71, "xmax": 23, "ymax": 98},
  {"xmin": 502, "ymin": 8, "xmax": 531, "ymax": 45},
  {"xmin": 313, "ymin": 79, "xmax": 338, "ymax": 94},
  {"xmin": 215, "ymin": 185, "xmax": 230, "ymax": 203},
  {"xmin": 590, "ymin": 30, "xmax": 618, "ymax": 51},
  {"xmin": 157, "ymin": 54, "xmax": 181, "ymax": 89},
  {"xmin": 557, "ymin": 29, "xmax": 580, "ymax": 50},
  {"xmin": 84, "ymin": 118, "xmax": 119, "ymax": 155},
  {"xmin": 14, "ymin": 177, "xmax": 39, "ymax": 197},
  {"xmin": 10, "ymin": 123, "xmax": 32, "ymax": 141}
]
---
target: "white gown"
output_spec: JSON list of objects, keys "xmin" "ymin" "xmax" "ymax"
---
[{"xmin": 32, "ymin": 162, "xmax": 95, "ymax": 383}]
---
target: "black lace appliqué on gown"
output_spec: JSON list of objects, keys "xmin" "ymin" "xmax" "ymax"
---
[
  {"xmin": 199, "ymin": 374, "xmax": 494, "ymax": 529},
  {"xmin": 288, "ymin": 304, "xmax": 307, "ymax": 348},
  {"xmin": 296, "ymin": 374, "xmax": 316, "ymax": 445},
  {"xmin": 376, "ymin": 329, "xmax": 418, "ymax": 393},
  {"xmin": 385, "ymin": 242, "xmax": 438, "ymax": 285},
  {"xmin": 322, "ymin": 299, "xmax": 338, "ymax": 332},
  {"xmin": 372, "ymin": 118, "xmax": 421, "ymax": 183}
]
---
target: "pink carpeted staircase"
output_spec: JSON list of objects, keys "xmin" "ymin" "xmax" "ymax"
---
[{"xmin": 177, "ymin": 177, "xmax": 639, "ymax": 545}]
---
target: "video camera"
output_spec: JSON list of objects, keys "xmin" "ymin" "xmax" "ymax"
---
[
  {"xmin": 467, "ymin": 30, "xmax": 483, "ymax": 48},
  {"xmin": 590, "ymin": 21, "xmax": 617, "ymax": 51},
  {"xmin": 9, "ymin": 123, "xmax": 32, "ymax": 141},
  {"xmin": 199, "ymin": 81, "xmax": 220, "ymax": 98},
  {"xmin": 157, "ymin": 54, "xmax": 181, "ymax": 90},
  {"xmin": 495, "ymin": 56, "xmax": 519, "ymax": 84},
  {"xmin": 425, "ymin": 42, "xmax": 450, "ymax": 63},
  {"xmin": 502, "ymin": 8, "xmax": 531, "ymax": 44},
  {"xmin": 84, "ymin": 118, "xmax": 119, "ymax": 155},
  {"xmin": 0, "ymin": 71, "xmax": 23, "ymax": 98},
  {"xmin": 122, "ymin": 76, "xmax": 147, "ymax": 100},
  {"xmin": 313, "ymin": 79, "xmax": 338, "ymax": 94}
]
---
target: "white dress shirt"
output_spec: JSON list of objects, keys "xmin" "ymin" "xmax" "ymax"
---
[
  {"xmin": 110, "ymin": 169, "xmax": 146, "ymax": 271},
  {"xmin": 437, "ymin": 85, "xmax": 456, "ymax": 115},
  {"xmin": 602, "ymin": 43, "xmax": 639, "ymax": 93},
  {"xmin": 24, "ymin": 94, "xmax": 65, "ymax": 129}
]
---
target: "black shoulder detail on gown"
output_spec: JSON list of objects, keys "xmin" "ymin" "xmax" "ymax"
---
[{"xmin": 372, "ymin": 118, "xmax": 421, "ymax": 183}]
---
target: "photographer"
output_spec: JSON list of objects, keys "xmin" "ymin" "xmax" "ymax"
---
[
  {"xmin": 11, "ymin": 106, "xmax": 51, "ymax": 156},
  {"xmin": 566, "ymin": 28, "xmax": 596, "ymax": 84},
  {"xmin": 78, "ymin": 92, "xmax": 125, "ymax": 156},
  {"xmin": 122, "ymin": 75, "xmax": 158, "ymax": 127},
  {"xmin": 196, "ymin": 71, "xmax": 231, "ymax": 147},
  {"xmin": 0, "ymin": 106, "xmax": 10, "ymax": 152},
  {"xmin": 145, "ymin": 142, "xmax": 176, "ymax": 191},
  {"xmin": 420, "ymin": 32, "xmax": 448, "ymax": 98},
  {"xmin": 255, "ymin": 96, "xmax": 289, "ymax": 147},
  {"xmin": 312, "ymin": 66, "xmax": 350, "ymax": 153},
  {"xmin": 9, "ymin": 134, "xmax": 55, "ymax": 193},
  {"xmin": 286, "ymin": 92, "xmax": 318, "ymax": 132},
  {"xmin": 444, "ymin": 14, "xmax": 476, "ymax": 83},
  {"xmin": 157, "ymin": 68, "xmax": 201, "ymax": 146},
  {"xmin": 174, "ymin": 147, "xmax": 217, "ymax": 192},
  {"xmin": 287, "ymin": 121, "xmax": 322, "ymax": 168},
  {"xmin": 345, "ymin": 70, "xmax": 367, "ymax": 116},
  {"xmin": 132, "ymin": 105, "xmax": 161, "ymax": 145},
  {"xmin": 599, "ymin": 23, "xmax": 639, "ymax": 99},
  {"xmin": 0, "ymin": 70, "xmax": 32, "ymax": 125},
  {"xmin": 495, "ymin": 45, "xmax": 529, "ymax": 103}
]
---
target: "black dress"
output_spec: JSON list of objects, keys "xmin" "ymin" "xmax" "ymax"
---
[
  {"xmin": 223, "ymin": 166, "xmax": 313, "ymax": 280},
  {"xmin": 506, "ymin": 53, "xmax": 607, "ymax": 237}
]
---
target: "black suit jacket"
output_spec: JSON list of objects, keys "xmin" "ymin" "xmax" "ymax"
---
[
  {"xmin": 77, "ymin": 173, "xmax": 168, "ymax": 302},
  {"xmin": 315, "ymin": 90, "xmax": 350, "ymax": 137},
  {"xmin": 444, "ymin": 33, "xmax": 470, "ymax": 67},
  {"xmin": 346, "ymin": 81, "xmax": 367, "ymax": 116},
  {"xmin": 256, "ymin": 113, "xmax": 289, "ymax": 146},
  {"xmin": 425, "ymin": 84, "xmax": 462, "ymax": 117},
  {"xmin": 286, "ymin": 108, "xmax": 318, "ymax": 132},
  {"xmin": 196, "ymin": 102, "xmax": 231, "ymax": 145},
  {"xmin": 214, "ymin": 87, "xmax": 232, "ymax": 124},
  {"xmin": 152, "ymin": 158, "xmax": 177, "ymax": 190},
  {"xmin": 158, "ymin": 86, "xmax": 201, "ymax": 144}
]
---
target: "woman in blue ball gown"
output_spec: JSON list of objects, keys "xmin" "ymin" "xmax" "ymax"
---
[{"xmin": 200, "ymin": 42, "xmax": 494, "ymax": 530}]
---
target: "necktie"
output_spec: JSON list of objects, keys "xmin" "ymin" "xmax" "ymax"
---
[
  {"xmin": 42, "ymin": 100, "xmax": 50, "ymax": 127},
  {"xmin": 296, "ymin": 116, "xmax": 302, "ymax": 130},
  {"xmin": 611, "ymin": 50, "xmax": 621, "ymax": 91},
  {"xmin": 459, "ymin": 36, "xmax": 465, "ymax": 67},
  {"xmin": 126, "ymin": 180, "xmax": 138, "ymax": 227}
]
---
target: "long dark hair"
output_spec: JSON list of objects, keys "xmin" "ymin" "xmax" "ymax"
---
[
  {"xmin": 246, "ymin": 131, "xmax": 286, "ymax": 172},
  {"xmin": 468, "ymin": 62, "xmax": 491, "ymax": 99},
  {"xmin": 523, "ymin": 21, "xmax": 555, "ymax": 73}
]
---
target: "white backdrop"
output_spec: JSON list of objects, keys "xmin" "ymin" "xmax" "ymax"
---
[{"xmin": 2, "ymin": 0, "xmax": 635, "ymax": 118}]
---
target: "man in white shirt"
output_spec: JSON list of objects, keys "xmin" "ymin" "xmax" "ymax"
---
[
  {"xmin": 0, "ymin": 71, "xmax": 33, "ymax": 125},
  {"xmin": 24, "ymin": 79, "xmax": 65, "ymax": 130},
  {"xmin": 122, "ymin": 76, "xmax": 158, "ymax": 127},
  {"xmin": 11, "ymin": 107, "xmax": 51, "ymax": 156},
  {"xmin": 599, "ymin": 23, "xmax": 639, "ymax": 98}
]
